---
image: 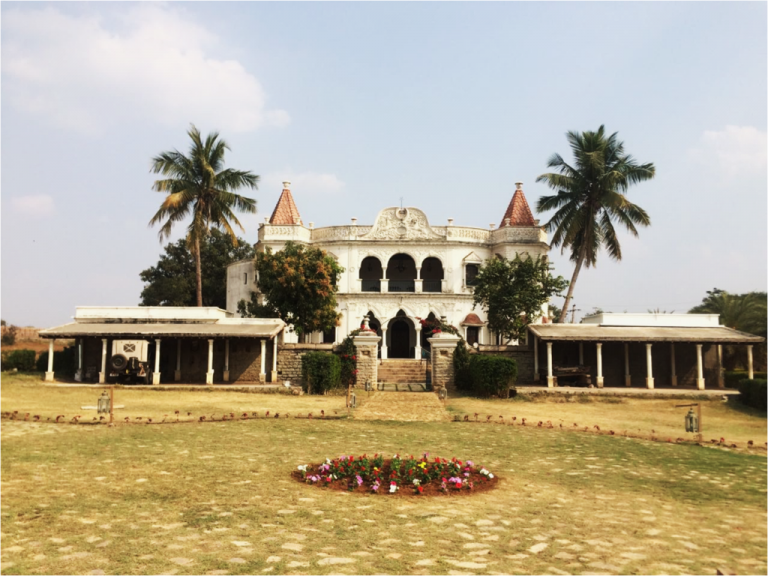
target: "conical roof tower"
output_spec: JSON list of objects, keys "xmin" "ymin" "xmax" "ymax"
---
[
  {"xmin": 499, "ymin": 182, "xmax": 536, "ymax": 227},
  {"xmin": 268, "ymin": 182, "xmax": 303, "ymax": 225}
]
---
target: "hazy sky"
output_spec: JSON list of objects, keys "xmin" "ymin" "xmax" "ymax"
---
[{"xmin": 2, "ymin": 2, "xmax": 766, "ymax": 328}]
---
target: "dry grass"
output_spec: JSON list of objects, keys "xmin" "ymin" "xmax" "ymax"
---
[
  {"xmin": 447, "ymin": 393, "xmax": 767, "ymax": 446},
  {"xmin": 1, "ymin": 374, "xmax": 767, "ymax": 575}
]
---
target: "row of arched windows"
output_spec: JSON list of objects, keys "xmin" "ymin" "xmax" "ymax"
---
[{"xmin": 360, "ymin": 254, "xmax": 444, "ymax": 293}]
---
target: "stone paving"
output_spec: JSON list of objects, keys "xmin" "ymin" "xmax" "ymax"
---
[{"xmin": 354, "ymin": 391, "xmax": 449, "ymax": 422}]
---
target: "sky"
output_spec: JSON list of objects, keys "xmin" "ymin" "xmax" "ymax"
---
[{"xmin": 2, "ymin": 2, "xmax": 766, "ymax": 328}]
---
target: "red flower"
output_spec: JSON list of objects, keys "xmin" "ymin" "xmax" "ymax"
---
[
  {"xmin": 352, "ymin": 355, "xmax": 357, "ymax": 360},
  {"xmin": 417, "ymin": 486, "xmax": 423, "ymax": 493}
]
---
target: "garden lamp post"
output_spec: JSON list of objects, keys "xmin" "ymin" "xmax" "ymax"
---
[{"xmin": 676, "ymin": 403, "xmax": 702, "ymax": 440}]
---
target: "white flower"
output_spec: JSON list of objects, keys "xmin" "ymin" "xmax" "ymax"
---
[
  {"xmin": 389, "ymin": 484, "xmax": 398, "ymax": 493},
  {"xmin": 413, "ymin": 479, "xmax": 420, "ymax": 486},
  {"xmin": 489, "ymin": 473, "xmax": 494, "ymax": 479},
  {"xmin": 297, "ymin": 465, "xmax": 307, "ymax": 472}
]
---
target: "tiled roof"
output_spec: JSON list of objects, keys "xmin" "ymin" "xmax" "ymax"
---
[
  {"xmin": 461, "ymin": 313, "xmax": 485, "ymax": 326},
  {"xmin": 269, "ymin": 186, "xmax": 303, "ymax": 225},
  {"xmin": 500, "ymin": 185, "xmax": 535, "ymax": 227}
]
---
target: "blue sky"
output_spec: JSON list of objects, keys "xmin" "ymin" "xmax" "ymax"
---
[{"xmin": 2, "ymin": 2, "xmax": 766, "ymax": 327}]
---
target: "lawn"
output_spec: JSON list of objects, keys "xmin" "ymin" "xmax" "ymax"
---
[{"xmin": 1, "ymin": 374, "xmax": 767, "ymax": 576}]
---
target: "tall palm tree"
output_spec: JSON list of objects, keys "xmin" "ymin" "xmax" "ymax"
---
[
  {"xmin": 149, "ymin": 125, "xmax": 258, "ymax": 306},
  {"xmin": 536, "ymin": 126, "xmax": 655, "ymax": 323},
  {"xmin": 689, "ymin": 289, "xmax": 767, "ymax": 337}
]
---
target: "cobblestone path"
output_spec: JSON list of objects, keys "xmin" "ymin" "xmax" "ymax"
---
[{"xmin": 354, "ymin": 391, "xmax": 449, "ymax": 422}]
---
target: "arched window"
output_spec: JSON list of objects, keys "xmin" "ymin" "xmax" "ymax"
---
[
  {"xmin": 421, "ymin": 257, "xmax": 444, "ymax": 293},
  {"xmin": 360, "ymin": 257, "xmax": 383, "ymax": 292},
  {"xmin": 386, "ymin": 254, "xmax": 416, "ymax": 292}
]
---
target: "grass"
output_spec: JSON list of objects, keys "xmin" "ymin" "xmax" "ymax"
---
[{"xmin": 1, "ymin": 373, "xmax": 767, "ymax": 575}]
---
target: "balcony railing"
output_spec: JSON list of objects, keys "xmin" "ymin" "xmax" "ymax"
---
[
  {"xmin": 361, "ymin": 280, "xmax": 381, "ymax": 292},
  {"xmin": 387, "ymin": 280, "xmax": 415, "ymax": 292},
  {"xmin": 422, "ymin": 280, "xmax": 442, "ymax": 293}
]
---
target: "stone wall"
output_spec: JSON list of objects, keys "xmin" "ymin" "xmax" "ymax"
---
[
  {"xmin": 432, "ymin": 345, "xmax": 456, "ymax": 391},
  {"xmin": 352, "ymin": 335, "xmax": 380, "ymax": 389},
  {"xmin": 477, "ymin": 345, "xmax": 535, "ymax": 384},
  {"xmin": 276, "ymin": 343, "xmax": 335, "ymax": 385}
]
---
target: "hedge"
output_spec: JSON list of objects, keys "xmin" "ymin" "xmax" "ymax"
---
[
  {"xmin": 35, "ymin": 346, "xmax": 76, "ymax": 375},
  {"xmin": 738, "ymin": 379, "xmax": 767, "ymax": 411},
  {"xmin": 468, "ymin": 355, "xmax": 517, "ymax": 398},
  {"xmin": 301, "ymin": 352, "xmax": 342, "ymax": 395},
  {"xmin": 453, "ymin": 342, "xmax": 472, "ymax": 391},
  {"xmin": 2, "ymin": 349, "xmax": 36, "ymax": 372},
  {"xmin": 724, "ymin": 370, "xmax": 768, "ymax": 389}
]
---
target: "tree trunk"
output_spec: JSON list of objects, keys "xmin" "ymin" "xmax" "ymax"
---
[
  {"xmin": 194, "ymin": 236, "xmax": 203, "ymax": 307},
  {"xmin": 558, "ymin": 249, "xmax": 586, "ymax": 324}
]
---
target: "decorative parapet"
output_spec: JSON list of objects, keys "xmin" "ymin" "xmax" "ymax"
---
[
  {"xmin": 259, "ymin": 224, "xmax": 312, "ymax": 244},
  {"xmin": 489, "ymin": 226, "xmax": 547, "ymax": 244}
]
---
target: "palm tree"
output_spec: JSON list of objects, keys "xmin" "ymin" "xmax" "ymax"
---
[
  {"xmin": 689, "ymin": 289, "xmax": 767, "ymax": 336},
  {"xmin": 149, "ymin": 124, "xmax": 258, "ymax": 306},
  {"xmin": 536, "ymin": 126, "xmax": 655, "ymax": 323}
]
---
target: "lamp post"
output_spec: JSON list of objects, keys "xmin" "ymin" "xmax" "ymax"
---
[{"xmin": 676, "ymin": 403, "xmax": 702, "ymax": 441}]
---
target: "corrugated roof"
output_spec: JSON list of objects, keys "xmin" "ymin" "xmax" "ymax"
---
[
  {"xmin": 269, "ymin": 186, "xmax": 303, "ymax": 225},
  {"xmin": 528, "ymin": 324, "xmax": 764, "ymax": 343},
  {"xmin": 39, "ymin": 321, "xmax": 284, "ymax": 339},
  {"xmin": 500, "ymin": 186, "xmax": 535, "ymax": 227}
]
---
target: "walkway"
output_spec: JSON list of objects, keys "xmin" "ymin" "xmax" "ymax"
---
[{"xmin": 354, "ymin": 391, "xmax": 449, "ymax": 422}]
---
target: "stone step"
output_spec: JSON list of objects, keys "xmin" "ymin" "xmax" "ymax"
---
[{"xmin": 378, "ymin": 383, "xmax": 428, "ymax": 392}]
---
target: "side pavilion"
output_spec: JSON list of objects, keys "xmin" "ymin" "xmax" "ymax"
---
[
  {"xmin": 39, "ymin": 307, "xmax": 285, "ymax": 385},
  {"xmin": 528, "ymin": 313, "xmax": 763, "ymax": 389}
]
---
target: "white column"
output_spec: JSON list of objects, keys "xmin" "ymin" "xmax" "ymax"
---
[
  {"xmin": 99, "ymin": 338, "xmax": 107, "ymax": 384},
  {"xmin": 414, "ymin": 268, "xmax": 423, "ymax": 293},
  {"xmin": 270, "ymin": 336, "xmax": 278, "ymax": 382},
  {"xmin": 381, "ymin": 327, "xmax": 388, "ymax": 359},
  {"xmin": 645, "ymin": 343, "xmax": 654, "ymax": 389},
  {"xmin": 533, "ymin": 336, "xmax": 540, "ymax": 381},
  {"xmin": 75, "ymin": 339, "xmax": 83, "ymax": 382},
  {"xmin": 206, "ymin": 339, "xmax": 214, "ymax": 385},
  {"xmin": 45, "ymin": 339, "xmax": 55, "ymax": 382},
  {"xmin": 175, "ymin": 339, "xmax": 182, "ymax": 381},
  {"xmin": 748, "ymin": 345, "xmax": 754, "ymax": 380},
  {"xmin": 259, "ymin": 339, "xmax": 267, "ymax": 381},
  {"xmin": 579, "ymin": 342, "xmax": 584, "ymax": 365},
  {"xmin": 595, "ymin": 343, "xmax": 604, "ymax": 388},
  {"xmin": 696, "ymin": 344, "xmax": 705, "ymax": 390},
  {"xmin": 414, "ymin": 326, "xmax": 422, "ymax": 360},
  {"xmin": 717, "ymin": 344, "xmax": 724, "ymax": 388},
  {"xmin": 624, "ymin": 343, "xmax": 631, "ymax": 387},
  {"xmin": 380, "ymin": 278, "xmax": 389, "ymax": 292},
  {"xmin": 223, "ymin": 339, "xmax": 230, "ymax": 383},
  {"xmin": 152, "ymin": 339, "xmax": 161, "ymax": 384},
  {"xmin": 546, "ymin": 342, "xmax": 554, "ymax": 388},
  {"xmin": 670, "ymin": 342, "xmax": 677, "ymax": 387}
]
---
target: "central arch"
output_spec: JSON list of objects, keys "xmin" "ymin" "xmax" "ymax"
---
[
  {"xmin": 386, "ymin": 310, "xmax": 416, "ymax": 358},
  {"xmin": 386, "ymin": 254, "xmax": 416, "ymax": 292}
]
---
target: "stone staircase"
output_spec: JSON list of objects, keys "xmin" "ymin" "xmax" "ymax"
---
[{"xmin": 377, "ymin": 359, "xmax": 428, "ymax": 391}]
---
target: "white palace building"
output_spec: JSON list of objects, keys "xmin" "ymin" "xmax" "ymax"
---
[{"xmin": 226, "ymin": 181, "xmax": 550, "ymax": 358}]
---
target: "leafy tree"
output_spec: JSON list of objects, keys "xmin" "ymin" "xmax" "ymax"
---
[
  {"xmin": 536, "ymin": 126, "xmax": 655, "ymax": 323},
  {"xmin": 243, "ymin": 241, "xmax": 344, "ymax": 342},
  {"xmin": 689, "ymin": 289, "xmax": 767, "ymax": 337},
  {"xmin": 149, "ymin": 124, "xmax": 258, "ymax": 306},
  {"xmin": 140, "ymin": 229, "xmax": 255, "ymax": 308},
  {"xmin": 472, "ymin": 255, "xmax": 568, "ymax": 342}
]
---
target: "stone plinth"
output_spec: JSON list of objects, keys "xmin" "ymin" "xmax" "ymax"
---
[
  {"xmin": 428, "ymin": 333, "xmax": 462, "ymax": 393},
  {"xmin": 353, "ymin": 332, "xmax": 381, "ymax": 388}
]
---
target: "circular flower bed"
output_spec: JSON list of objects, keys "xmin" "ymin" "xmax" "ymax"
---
[{"xmin": 292, "ymin": 454, "xmax": 499, "ymax": 496}]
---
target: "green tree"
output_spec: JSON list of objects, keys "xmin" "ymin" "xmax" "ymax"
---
[
  {"xmin": 140, "ymin": 229, "xmax": 255, "ymax": 308},
  {"xmin": 689, "ymin": 289, "xmax": 767, "ymax": 337},
  {"xmin": 536, "ymin": 126, "xmax": 655, "ymax": 323},
  {"xmin": 242, "ymin": 241, "xmax": 344, "ymax": 342},
  {"xmin": 472, "ymin": 255, "xmax": 568, "ymax": 342},
  {"xmin": 149, "ymin": 124, "xmax": 258, "ymax": 306}
]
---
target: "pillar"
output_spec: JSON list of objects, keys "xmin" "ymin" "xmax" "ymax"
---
[
  {"xmin": 645, "ymin": 343, "xmax": 654, "ymax": 389},
  {"xmin": 353, "ymin": 331, "xmax": 382, "ymax": 389},
  {"xmin": 717, "ymin": 344, "xmax": 724, "ymax": 388},
  {"xmin": 670, "ymin": 342, "xmax": 677, "ymax": 387},
  {"xmin": 595, "ymin": 342, "xmax": 604, "ymax": 388},
  {"xmin": 696, "ymin": 344, "xmax": 705, "ymax": 390},
  {"xmin": 45, "ymin": 339, "xmax": 55, "ymax": 382},
  {"xmin": 380, "ymin": 278, "xmax": 389, "ymax": 292},
  {"xmin": 381, "ymin": 326, "xmax": 388, "ymax": 360},
  {"xmin": 579, "ymin": 342, "xmax": 584, "ymax": 366},
  {"xmin": 175, "ymin": 339, "xmax": 182, "ymax": 381},
  {"xmin": 260, "ymin": 339, "xmax": 267, "ymax": 382},
  {"xmin": 414, "ymin": 268, "xmax": 423, "ymax": 293},
  {"xmin": 546, "ymin": 342, "xmax": 554, "ymax": 388},
  {"xmin": 152, "ymin": 339, "xmax": 161, "ymax": 385},
  {"xmin": 75, "ymin": 339, "xmax": 83, "ymax": 382},
  {"xmin": 98, "ymin": 338, "xmax": 107, "ymax": 384},
  {"xmin": 223, "ymin": 339, "xmax": 230, "ymax": 382},
  {"xmin": 428, "ymin": 332, "xmax": 462, "ymax": 393},
  {"xmin": 533, "ymin": 336, "xmax": 540, "ymax": 381},
  {"xmin": 206, "ymin": 339, "xmax": 214, "ymax": 385},
  {"xmin": 414, "ymin": 326, "xmax": 422, "ymax": 360},
  {"xmin": 270, "ymin": 337, "xmax": 278, "ymax": 382},
  {"xmin": 624, "ymin": 343, "xmax": 631, "ymax": 387},
  {"xmin": 748, "ymin": 345, "xmax": 754, "ymax": 380}
]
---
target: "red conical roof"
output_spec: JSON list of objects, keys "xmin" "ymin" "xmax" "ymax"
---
[
  {"xmin": 500, "ymin": 183, "xmax": 535, "ymax": 227},
  {"xmin": 269, "ymin": 182, "xmax": 303, "ymax": 225}
]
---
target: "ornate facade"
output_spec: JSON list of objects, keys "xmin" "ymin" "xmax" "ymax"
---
[{"xmin": 226, "ymin": 182, "xmax": 550, "ymax": 357}]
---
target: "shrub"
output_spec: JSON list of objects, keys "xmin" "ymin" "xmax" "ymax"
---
[
  {"xmin": 1, "ymin": 325, "xmax": 18, "ymax": 346},
  {"xmin": 35, "ymin": 346, "xmax": 76, "ymax": 374},
  {"xmin": 3, "ymin": 349, "xmax": 36, "ymax": 371},
  {"xmin": 725, "ymin": 370, "xmax": 767, "ymax": 389},
  {"xmin": 301, "ymin": 352, "xmax": 342, "ymax": 395},
  {"xmin": 453, "ymin": 341, "xmax": 472, "ymax": 391},
  {"xmin": 468, "ymin": 355, "xmax": 517, "ymax": 397},
  {"xmin": 738, "ymin": 379, "xmax": 767, "ymax": 411}
]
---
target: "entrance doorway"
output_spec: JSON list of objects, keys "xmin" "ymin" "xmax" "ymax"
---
[{"xmin": 390, "ymin": 320, "xmax": 411, "ymax": 358}]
